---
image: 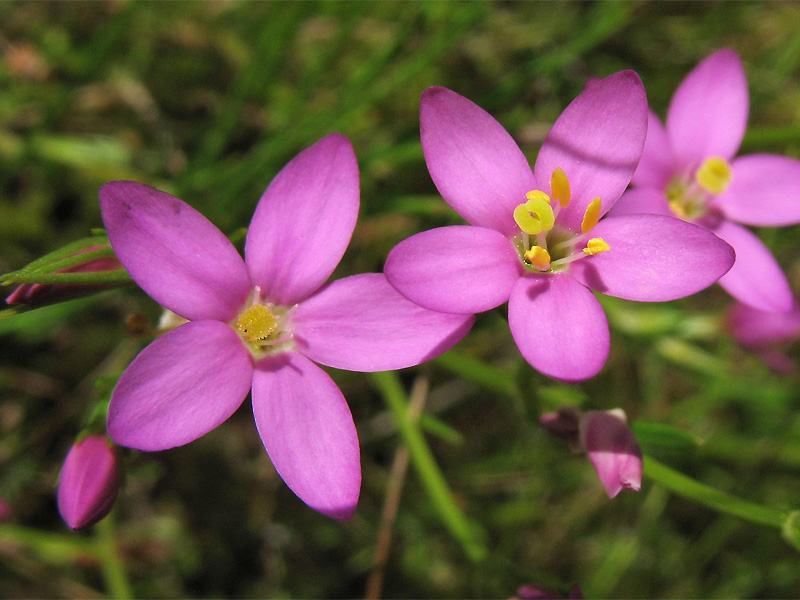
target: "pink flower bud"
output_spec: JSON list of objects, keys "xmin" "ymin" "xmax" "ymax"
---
[
  {"xmin": 6, "ymin": 246, "xmax": 121, "ymax": 307},
  {"xmin": 539, "ymin": 407, "xmax": 581, "ymax": 453},
  {"xmin": 579, "ymin": 409, "xmax": 642, "ymax": 499},
  {"xmin": 57, "ymin": 435, "xmax": 122, "ymax": 530}
]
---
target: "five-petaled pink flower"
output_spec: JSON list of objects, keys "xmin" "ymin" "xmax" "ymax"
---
[
  {"xmin": 384, "ymin": 73, "xmax": 735, "ymax": 382},
  {"xmin": 101, "ymin": 134, "xmax": 473, "ymax": 520},
  {"xmin": 612, "ymin": 48, "xmax": 800, "ymax": 313}
]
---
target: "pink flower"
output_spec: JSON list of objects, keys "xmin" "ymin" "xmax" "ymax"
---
[
  {"xmin": 384, "ymin": 74, "xmax": 735, "ymax": 382},
  {"xmin": 57, "ymin": 435, "xmax": 122, "ymax": 530},
  {"xmin": 5, "ymin": 245, "xmax": 122, "ymax": 306},
  {"xmin": 541, "ymin": 407, "xmax": 643, "ymax": 499},
  {"xmin": 728, "ymin": 299, "xmax": 800, "ymax": 373},
  {"xmin": 101, "ymin": 134, "xmax": 473, "ymax": 520},
  {"xmin": 612, "ymin": 48, "xmax": 800, "ymax": 313}
]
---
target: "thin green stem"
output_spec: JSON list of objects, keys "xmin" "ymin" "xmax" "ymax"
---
[
  {"xmin": 644, "ymin": 455, "xmax": 788, "ymax": 529},
  {"xmin": 1, "ymin": 269, "xmax": 132, "ymax": 286},
  {"xmin": 369, "ymin": 371, "xmax": 486, "ymax": 561},
  {"xmin": 95, "ymin": 514, "xmax": 133, "ymax": 599}
]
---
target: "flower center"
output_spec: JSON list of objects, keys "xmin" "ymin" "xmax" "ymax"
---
[
  {"xmin": 237, "ymin": 305, "xmax": 279, "ymax": 342},
  {"xmin": 512, "ymin": 167, "xmax": 610, "ymax": 274},
  {"xmin": 667, "ymin": 156, "xmax": 732, "ymax": 221},
  {"xmin": 233, "ymin": 286, "xmax": 294, "ymax": 359}
]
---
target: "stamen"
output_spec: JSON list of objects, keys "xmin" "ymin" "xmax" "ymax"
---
[
  {"xmin": 695, "ymin": 157, "xmax": 732, "ymax": 195},
  {"xmin": 550, "ymin": 167, "xmax": 571, "ymax": 207},
  {"xmin": 526, "ymin": 190, "xmax": 552, "ymax": 204},
  {"xmin": 581, "ymin": 197, "xmax": 602, "ymax": 233},
  {"xmin": 668, "ymin": 199, "xmax": 688, "ymax": 220},
  {"xmin": 237, "ymin": 305, "xmax": 278, "ymax": 342},
  {"xmin": 524, "ymin": 246, "xmax": 551, "ymax": 271},
  {"xmin": 583, "ymin": 238, "xmax": 611, "ymax": 255},
  {"xmin": 514, "ymin": 194, "xmax": 555, "ymax": 235}
]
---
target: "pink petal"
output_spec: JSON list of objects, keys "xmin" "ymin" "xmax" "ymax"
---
[
  {"xmin": 707, "ymin": 220, "xmax": 794, "ymax": 313},
  {"xmin": 666, "ymin": 48, "xmax": 748, "ymax": 168},
  {"xmin": 108, "ymin": 320, "xmax": 254, "ymax": 451},
  {"xmin": 609, "ymin": 187, "xmax": 674, "ymax": 218},
  {"xmin": 420, "ymin": 87, "xmax": 537, "ymax": 237},
  {"xmin": 252, "ymin": 352, "xmax": 360, "ymax": 520},
  {"xmin": 57, "ymin": 436, "xmax": 122, "ymax": 530},
  {"xmin": 508, "ymin": 273, "xmax": 609, "ymax": 382},
  {"xmin": 728, "ymin": 300, "xmax": 800, "ymax": 349},
  {"xmin": 631, "ymin": 111, "xmax": 677, "ymax": 190},
  {"xmin": 245, "ymin": 134, "xmax": 359, "ymax": 306},
  {"xmin": 383, "ymin": 225, "xmax": 523, "ymax": 314},
  {"xmin": 579, "ymin": 410, "xmax": 643, "ymax": 499},
  {"xmin": 535, "ymin": 71, "xmax": 648, "ymax": 232},
  {"xmin": 100, "ymin": 182, "xmax": 251, "ymax": 322},
  {"xmin": 293, "ymin": 273, "xmax": 474, "ymax": 372},
  {"xmin": 714, "ymin": 154, "xmax": 800, "ymax": 226},
  {"xmin": 570, "ymin": 214, "xmax": 735, "ymax": 301}
]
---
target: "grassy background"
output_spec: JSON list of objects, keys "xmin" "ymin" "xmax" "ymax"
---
[{"xmin": 2, "ymin": 1, "xmax": 800, "ymax": 597}]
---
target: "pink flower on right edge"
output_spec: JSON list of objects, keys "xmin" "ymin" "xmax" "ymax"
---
[
  {"xmin": 612, "ymin": 48, "xmax": 800, "ymax": 313},
  {"xmin": 728, "ymin": 299, "xmax": 800, "ymax": 373},
  {"xmin": 384, "ymin": 72, "xmax": 735, "ymax": 382}
]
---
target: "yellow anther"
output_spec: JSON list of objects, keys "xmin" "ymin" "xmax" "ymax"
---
[
  {"xmin": 583, "ymin": 238, "xmax": 611, "ymax": 255},
  {"xmin": 695, "ymin": 157, "xmax": 732, "ymax": 195},
  {"xmin": 237, "ymin": 305, "xmax": 278, "ymax": 343},
  {"xmin": 524, "ymin": 245, "xmax": 551, "ymax": 270},
  {"xmin": 581, "ymin": 197, "xmax": 602, "ymax": 233},
  {"xmin": 525, "ymin": 189, "xmax": 552, "ymax": 204},
  {"xmin": 514, "ymin": 195, "xmax": 555, "ymax": 235},
  {"xmin": 668, "ymin": 199, "xmax": 688, "ymax": 220},
  {"xmin": 550, "ymin": 167, "xmax": 571, "ymax": 207}
]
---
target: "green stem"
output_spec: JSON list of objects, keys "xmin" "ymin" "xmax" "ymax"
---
[
  {"xmin": 644, "ymin": 455, "xmax": 788, "ymax": 529},
  {"xmin": 1, "ymin": 269, "xmax": 132, "ymax": 286},
  {"xmin": 95, "ymin": 514, "xmax": 133, "ymax": 599},
  {"xmin": 369, "ymin": 371, "xmax": 486, "ymax": 561}
]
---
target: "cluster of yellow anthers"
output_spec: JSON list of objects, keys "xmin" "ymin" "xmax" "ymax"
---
[
  {"xmin": 234, "ymin": 286, "xmax": 294, "ymax": 357},
  {"xmin": 513, "ymin": 167, "xmax": 611, "ymax": 272},
  {"xmin": 668, "ymin": 156, "xmax": 732, "ymax": 220}
]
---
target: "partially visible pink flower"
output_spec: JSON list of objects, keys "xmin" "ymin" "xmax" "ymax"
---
[
  {"xmin": 385, "ymin": 74, "xmax": 734, "ymax": 382},
  {"xmin": 541, "ymin": 407, "xmax": 643, "ymax": 499},
  {"xmin": 612, "ymin": 48, "xmax": 800, "ymax": 313},
  {"xmin": 101, "ymin": 134, "xmax": 473, "ymax": 520},
  {"xmin": 728, "ymin": 299, "xmax": 800, "ymax": 373},
  {"xmin": 513, "ymin": 584, "xmax": 584, "ymax": 600},
  {"xmin": 57, "ymin": 435, "xmax": 122, "ymax": 530},
  {"xmin": 5, "ymin": 246, "xmax": 122, "ymax": 306}
]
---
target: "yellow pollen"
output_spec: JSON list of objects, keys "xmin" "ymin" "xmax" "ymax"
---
[
  {"xmin": 237, "ymin": 305, "xmax": 278, "ymax": 343},
  {"xmin": 581, "ymin": 197, "xmax": 602, "ymax": 233},
  {"xmin": 550, "ymin": 167, "xmax": 571, "ymax": 207},
  {"xmin": 514, "ymin": 193, "xmax": 555, "ymax": 235},
  {"xmin": 524, "ymin": 245, "xmax": 551, "ymax": 270},
  {"xmin": 583, "ymin": 237, "xmax": 611, "ymax": 255},
  {"xmin": 695, "ymin": 157, "xmax": 732, "ymax": 195}
]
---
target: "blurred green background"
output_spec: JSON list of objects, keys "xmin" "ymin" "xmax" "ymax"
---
[{"xmin": 2, "ymin": 1, "xmax": 800, "ymax": 598}]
